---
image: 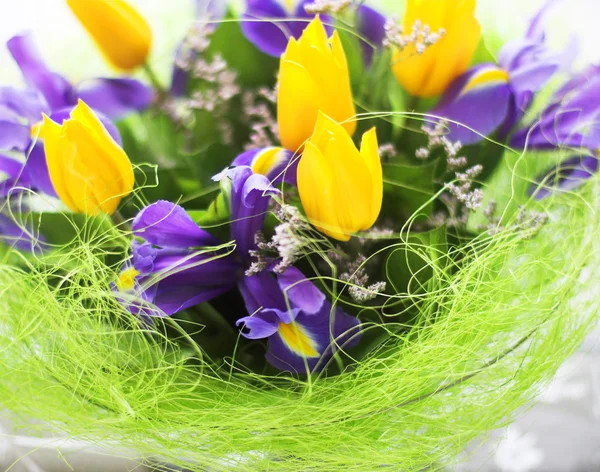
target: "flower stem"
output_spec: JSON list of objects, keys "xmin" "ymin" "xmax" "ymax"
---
[{"xmin": 143, "ymin": 63, "xmax": 167, "ymax": 98}]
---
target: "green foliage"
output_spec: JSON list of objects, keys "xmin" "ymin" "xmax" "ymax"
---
[{"xmin": 209, "ymin": 17, "xmax": 279, "ymax": 87}]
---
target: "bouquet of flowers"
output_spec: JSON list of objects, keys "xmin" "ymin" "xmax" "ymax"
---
[{"xmin": 1, "ymin": 0, "xmax": 599, "ymax": 470}]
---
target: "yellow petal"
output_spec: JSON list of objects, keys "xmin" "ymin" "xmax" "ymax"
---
[
  {"xmin": 392, "ymin": 0, "xmax": 481, "ymax": 98},
  {"xmin": 297, "ymin": 113, "xmax": 382, "ymax": 241},
  {"xmin": 42, "ymin": 114, "xmax": 79, "ymax": 212},
  {"xmin": 70, "ymin": 100, "xmax": 135, "ymax": 196},
  {"xmin": 297, "ymin": 15, "xmax": 330, "ymax": 56},
  {"xmin": 277, "ymin": 59, "xmax": 321, "ymax": 152},
  {"xmin": 360, "ymin": 128, "xmax": 382, "ymax": 228},
  {"xmin": 277, "ymin": 17, "xmax": 356, "ymax": 151},
  {"xmin": 298, "ymin": 141, "xmax": 350, "ymax": 241},
  {"xmin": 66, "ymin": 0, "xmax": 152, "ymax": 71},
  {"xmin": 63, "ymin": 119, "xmax": 129, "ymax": 215}
]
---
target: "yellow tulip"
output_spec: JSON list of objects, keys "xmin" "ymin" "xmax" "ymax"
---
[
  {"xmin": 66, "ymin": 0, "xmax": 152, "ymax": 71},
  {"xmin": 392, "ymin": 0, "xmax": 481, "ymax": 98},
  {"xmin": 297, "ymin": 112, "xmax": 382, "ymax": 241},
  {"xmin": 42, "ymin": 100, "xmax": 134, "ymax": 216},
  {"xmin": 277, "ymin": 16, "xmax": 356, "ymax": 153}
]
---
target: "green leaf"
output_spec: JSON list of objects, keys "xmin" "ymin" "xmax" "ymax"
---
[
  {"xmin": 188, "ymin": 191, "xmax": 230, "ymax": 228},
  {"xmin": 337, "ymin": 26, "xmax": 365, "ymax": 91},
  {"xmin": 208, "ymin": 17, "xmax": 279, "ymax": 87},
  {"xmin": 382, "ymin": 158, "xmax": 440, "ymax": 221}
]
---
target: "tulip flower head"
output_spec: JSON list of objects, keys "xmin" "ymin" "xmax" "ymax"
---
[
  {"xmin": 277, "ymin": 16, "xmax": 356, "ymax": 153},
  {"xmin": 297, "ymin": 112, "xmax": 382, "ymax": 241},
  {"xmin": 66, "ymin": 0, "xmax": 152, "ymax": 71},
  {"xmin": 392, "ymin": 0, "xmax": 481, "ymax": 98},
  {"xmin": 42, "ymin": 100, "xmax": 134, "ymax": 216}
]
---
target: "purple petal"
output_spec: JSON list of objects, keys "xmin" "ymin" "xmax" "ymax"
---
[
  {"xmin": 7, "ymin": 33, "xmax": 74, "ymax": 111},
  {"xmin": 357, "ymin": 4, "xmax": 386, "ymax": 65},
  {"xmin": 133, "ymin": 201, "xmax": 221, "ymax": 249},
  {"xmin": 0, "ymin": 154, "xmax": 30, "ymax": 197},
  {"xmin": 226, "ymin": 166, "xmax": 279, "ymax": 257},
  {"xmin": 241, "ymin": 0, "xmax": 317, "ymax": 57},
  {"xmin": 22, "ymin": 142, "xmax": 57, "ymax": 197},
  {"xmin": 0, "ymin": 213, "xmax": 45, "ymax": 253},
  {"xmin": 239, "ymin": 271, "xmax": 292, "ymax": 321},
  {"xmin": 231, "ymin": 147, "xmax": 297, "ymax": 185},
  {"xmin": 512, "ymin": 75, "xmax": 600, "ymax": 150},
  {"xmin": 236, "ymin": 310, "xmax": 280, "ymax": 339},
  {"xmin": 121, "ymin": 241, "xmax": 238, "ymax": 316},
  {"xmin": 0, "ymin": 106, "xmax": 31, "ymax": 151},
  {"xmin": 529, "ymin": 153, "xmax": 598, "ymax": 200},
  {"xmin": 509, "ymin": 60, "xmax": 558, "ymax": 103},
  {"xmin": 276, "ymin": 266, "xmax": 325, "ymax": 315},
  {"xmin": 76, "ymin": 78, "xmax": 154, "ymax": 120},
  {"xmin": 170, "ymin": 42, "xmax": 190, "ymax": 98},
  {"xmin": 432, "ymin": 65, "xmax": 512, "ymax": 145},
  {"xmin": 151, "ymin": 284, "xmax": 232, "ymax": 315},
  {"xmin": 0, "ymin": 86, "xmax": 48, "ymax": 123},
  {"xmin": 0, "ymin": 155, "xmax": 25, "ymax": 181},
  {"xmin": 266, "ymin": 306, "xmax": 361, "ymax": 374}
]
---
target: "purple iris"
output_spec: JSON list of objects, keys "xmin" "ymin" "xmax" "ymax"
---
[
  {"xmin": 117, "ymin": 166, "xmax": 360, "ymax": 373},
  {"xmin": 241, "ymin": 1, "xmax": 385, "ymax": 62},
  {"xmin": 0, "ymin": 155, "xmax": 45, "ymax": 252},
  {"xmin": 430, "ymin": 1, "xmax": 565, "ymax": 145},
  {"xmin": 242, "ymin": 0, "xmax": 320, "ymax": 57},
  {"xmin": 511, "ymin": 65, "xmax": 600, "ymax": 151},
  {"xmin": 230, "ymin": 147, "xmax": 298, "ymax": 185},
  {"xmin": 528, "ymin": 153, "xmax": 599, "ymax": 200}
]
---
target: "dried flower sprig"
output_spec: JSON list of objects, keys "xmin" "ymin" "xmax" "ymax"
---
[{"xmin": 383, "ymin": 17, "xmax": 446, "ymax": 55}]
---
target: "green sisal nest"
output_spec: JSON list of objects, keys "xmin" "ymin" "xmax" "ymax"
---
[{"xmin": 0, "ymin": 147, "xmax": 599, "ymax": 471}]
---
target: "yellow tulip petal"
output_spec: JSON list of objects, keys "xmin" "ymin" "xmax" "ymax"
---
[
  {"xmin": 277, "ymin": 59, "xmax": 321, "ymax": 152},
  {"xmin": 42, "ymin": 102, "xmax": 134, "ymax": 216},
  {"xmin": 63, "ymin": 119, "xmax": 127, "ymax": 214},
  {"xmin": 297, "ymin": 113, "xmax": 382, "ymax": 241},
  {"xmin": 360, "ymin": 128, "xmax": 382, "ymax": 227},
  {"xmin": 298, "ymin": 142, "xmax": 350, "ymax": 241},
  {"xmin": 70, "ymin": 100, "xmax": 135, "ymax": 196},
  {"xmin": 298, "ymin": 15, "xmax": 330, "ymax": 56},
  {"xmin": 392, "ymin": 0, "xmax": 481, "ymax": 98},
  {"xmin": 66, "ymin": 0, "xmax": 152, "ymax": 71},
  {"xmin": 277, "ymin": 17, "xmax": 356, "ymax": 151},
  {"xmin": 42, "ymin": 114, "xmax": 79, "ymax": 211}
]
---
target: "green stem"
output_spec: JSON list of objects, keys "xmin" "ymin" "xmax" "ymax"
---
[{"xmin": 143, "ymin": 63, "xmax": 167, "ymax": 98}]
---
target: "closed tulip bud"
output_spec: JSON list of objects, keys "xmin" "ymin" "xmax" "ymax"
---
[
  {"xmin": 66, "ymin": 0, "xmax": 152, "ymax": 71},
  {"xmin": 392, "ymin": 0, "xmax": 481, "ymax": 98},
  {"xmin": 298, "ymin": 112, "xmax": 382, "ymax": 241},
  {"xmin": 42, "ymin": 100, "xmax": 134, "ymax": 215},
  {"xmin": 278, "ymin": 16, "xmax": 356, "ymax": 153}
]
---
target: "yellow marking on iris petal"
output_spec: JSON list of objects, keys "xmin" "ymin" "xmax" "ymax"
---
[
  {"xmin": 462, "ymin": 68, "xmax": 509, "ymax": 94},
  {"xmin": 251, "ymin": 147, "xmax": 287, "ymax": 176},
  {"xmin": 117, "ymin": 268, "xmax": 139, "ymax": 291},
  {"xmin": 279, "ymin": 321, "xmax": 319, "ymax": 358}
]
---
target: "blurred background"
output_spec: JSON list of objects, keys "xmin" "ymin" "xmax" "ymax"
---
[{"xmin": 1, "ymin": 0, "xmax": 599, "ymax": 471}]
